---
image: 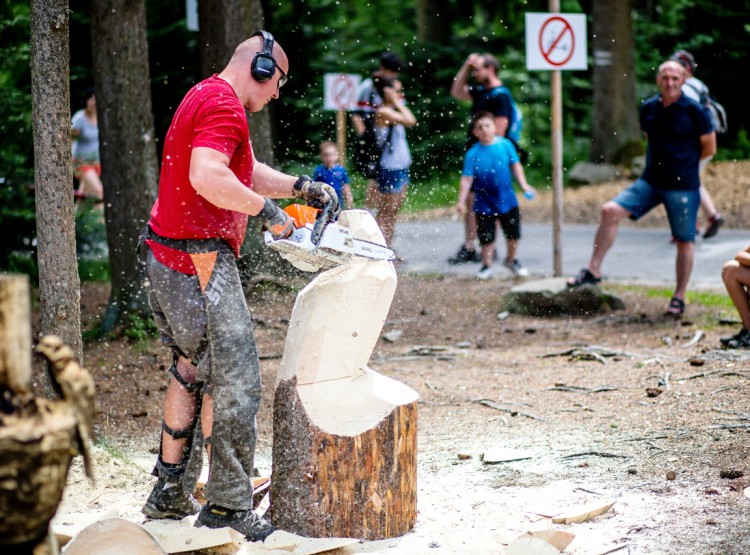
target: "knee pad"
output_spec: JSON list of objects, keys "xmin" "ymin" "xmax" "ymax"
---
[{"xmin": 168, "ymin": 351, "xmax": 203, "ymax": 394}]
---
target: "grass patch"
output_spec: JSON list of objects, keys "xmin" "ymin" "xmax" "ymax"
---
[
  {"xmin": 94, "ymin": 435, "xmax": 131, "ymax": 464},
  {"xmin": 78, "ymin": 258, "xmax": 110, "ymax": 282},
  {"xmin": 609, "ymin": 283, "xmax": 738, "ymax": 329}
]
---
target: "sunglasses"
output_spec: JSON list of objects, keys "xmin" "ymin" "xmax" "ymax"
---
[{"xmin": 275, "ymin": 62, "xmax": 288, "ymax": 88}]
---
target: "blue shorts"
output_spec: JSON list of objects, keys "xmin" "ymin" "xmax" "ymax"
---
[
  {"xmin": 377, "ymin": 168, "xmax": 410, "ymax": 194},
  {"xmin": 612, "ymin": 178, "xmax": 700, "ymax": 242}
]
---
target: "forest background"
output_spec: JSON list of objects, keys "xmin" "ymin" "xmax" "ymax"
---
[{"xmin": 1, "ymin": 0, "xmax": 749, "ymax": 356}]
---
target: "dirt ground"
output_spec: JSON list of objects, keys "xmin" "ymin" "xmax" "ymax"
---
[{"xmin": 44, "ymin": 160, "xmax": 750, "ymax": 554}]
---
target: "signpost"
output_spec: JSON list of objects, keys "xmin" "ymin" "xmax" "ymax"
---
[
  {"xmin": 525, "ymin": 8, "xmax": 587, "ymax": 276},
  {"xmin": 323, "ymin": 73, "xmax": 361, "ymax": 166}
]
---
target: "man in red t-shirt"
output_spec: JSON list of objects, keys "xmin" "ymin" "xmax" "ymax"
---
[{"xmin": 139, "ymin": 31, "xmax": 337, "ymax": 541}]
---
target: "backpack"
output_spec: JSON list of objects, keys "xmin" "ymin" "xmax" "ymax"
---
[
  {"xmin": 484, "ymin": 86, "xmax": 523, "ymax": 144},
  {"xmin": 352, "ymin": 111, "xmax": 393, "ymax": 179},
  {"xmin": 685, "ymin": 82, "xmax": 728, "ymax": 134}
]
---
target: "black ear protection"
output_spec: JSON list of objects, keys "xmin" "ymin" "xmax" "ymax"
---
[{"xmin": 251, "ymin": 30, "xmax": 277, "ymax": 82}]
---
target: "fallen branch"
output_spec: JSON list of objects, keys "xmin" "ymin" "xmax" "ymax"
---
[
  {"xmin": 682, "ymin": 330, "xmax": 705, "ymax": 348},
  {"xmin": 562, "ymin": 452, "xmax": 629, "ymax": 460},
  {"xmin": 473, "ymin": 399, "xmax": 543, "ymax": 421}
]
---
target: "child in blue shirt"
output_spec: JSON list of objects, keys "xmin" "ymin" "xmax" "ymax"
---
[
  {"xmin": 455, "ymin": 111, "xmax": 536, "ymax": 280},
  {"xmin": 312, "ymin": 141, "xmax": 354, "ymax": 209}
]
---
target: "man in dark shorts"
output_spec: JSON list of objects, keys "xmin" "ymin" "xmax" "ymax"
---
[
  {"xmin": 138, "ymin": 31, "xmax": 338, "ymax": 541},
  {"xmin": 448, "ymin": 52, "xmax": 523, "ymax": 264},
  {"xmin": 567, "ymin": 60, "xmax": 716, "ymax": 317}
]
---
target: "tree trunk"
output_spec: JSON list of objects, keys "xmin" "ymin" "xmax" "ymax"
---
[
  {"xmin": 29, "ymin": 0, "xmax": 83, "ymax": 365},
  {"xmin": 415, "ymin": 0, "xmax": 451, "ymax": 42},
  {"xmin": 590, "ymin": 0, "xmax": 641, "ymax": 164},
  {"xmin": 91, "ymin": 0, "xmax": 159, "ymax": 331},
  {"xmin": 269, "ymin": 211, "xmax": 418, "ymax": 540}
]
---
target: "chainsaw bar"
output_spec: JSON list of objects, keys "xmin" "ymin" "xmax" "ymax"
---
[{"xmin": 264, "ymin": 216, "xmax": 396, "ymax": 272}]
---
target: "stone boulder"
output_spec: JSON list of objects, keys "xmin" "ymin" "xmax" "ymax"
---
[
  {"xmin": 502, "ymin": 277, "xmax": 625, "ymax": 317},
  {"xmin": 566, "ymin": 162, "xmax": 622, "ymax": 185}
]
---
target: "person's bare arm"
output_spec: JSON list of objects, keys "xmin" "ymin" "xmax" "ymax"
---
[
  {"xmin": 700, "ymin": 131, "xmax": 717, "ymax": 160},
  {"xmin": 350, "ymin": 113, "xmax": 365, "ymax": 136},
  {"xmin": 342, "ymin": 184, "xmax": 354, "ymax": 209},
  {"xmin": 736, "ymin": 245, "xmax": 750, "ymax": 267},
  {"xmin": 375, "ymin": 88, "xmax": 417, "ymax": 127},
  {"xmin": 455, "ymin": 175, "xmax": 473, "ymax": 216},
  {"xmin": 251, "ymin": 159, "xmax": 297, "ymax": 198},
  {"xmin": 450, "ymin": 54, "xmax": 479, "ymax": 101},
  {"xmin": 189, "ymin": 147, "xmax": 296, "ymax": 216},
  {"xmin": 511, "ymin": 161, "xmax": 535, "ymax": 196}
]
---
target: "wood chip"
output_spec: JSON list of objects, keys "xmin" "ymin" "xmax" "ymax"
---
[
  {"xmin": 505, "ymin": 536, "xmax": 559, "ymax": 555},
  {"xmin": 551, "ymin": 499, "xmax": 616, "ymax": 524}
]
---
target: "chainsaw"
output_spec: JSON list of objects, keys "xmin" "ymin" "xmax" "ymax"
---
[{"xmin": 263, "ymin": 201, "xmax": 396, "ymax": 272}]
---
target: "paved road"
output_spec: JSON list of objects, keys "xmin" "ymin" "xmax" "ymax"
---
[{"xmin": 392, "ymin": 219, "xmax": 748, "ymax": 290}]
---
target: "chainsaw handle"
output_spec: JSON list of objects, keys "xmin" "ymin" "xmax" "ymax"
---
[{"xmin": 310, "ymin": 198, "xmax": 338, "ymax": 245}]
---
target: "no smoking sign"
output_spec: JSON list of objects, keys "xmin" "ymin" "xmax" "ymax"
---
[
  {"xmin": 324, "ymin": 73, "xmax": 361, "ymax": 111},
  {"xmin": 525, "ymin": 13, "xmax": 587, "ymax": 71}
]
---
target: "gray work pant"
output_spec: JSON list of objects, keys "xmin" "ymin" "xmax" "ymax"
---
[{"xmin": 144, "ymin": 246, "xmax": 261, "ymax": 510}]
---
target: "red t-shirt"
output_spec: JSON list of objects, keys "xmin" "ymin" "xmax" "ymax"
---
[{"xmin": 148, "ymin": 75, "xmax": 253, "ymax": 274}]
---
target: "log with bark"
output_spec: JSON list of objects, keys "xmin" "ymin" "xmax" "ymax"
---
[{"xmin": 269, "ymin": 211, "xmax": 419, "ymax": 540}]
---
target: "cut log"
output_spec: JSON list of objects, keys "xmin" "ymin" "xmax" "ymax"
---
[
  {"xmin": 0, "ymin": 303, "xmax": 89, "ymax": 552},
  {"xmin": 269, "ymin": 211, "xmax": 419, "ymax": 540},
  {"xmin": 0, "ymin": 403, "xmax": 77, "ymax": 545},
  {"xmin": 0, "ymin": 274, "xmax": 32, "ymax": 393},
  {"xmin": 63, "ymin": 518, "xmax": 166, "ymax": 555}
]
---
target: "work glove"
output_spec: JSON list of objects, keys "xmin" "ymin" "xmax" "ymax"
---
[
  {"xmin": 258, "ymin": 198, "xmax": 294, "ymax": 239},
  {"xmin": 293, "ymin": 175, "xmax": 340, "ymax": 213}
]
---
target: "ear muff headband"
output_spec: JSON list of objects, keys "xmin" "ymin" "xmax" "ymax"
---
[{"xmin": 251, "ymin": 30, "xmax": 276, "ymax": 82}]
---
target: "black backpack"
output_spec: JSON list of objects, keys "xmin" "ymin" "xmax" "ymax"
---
[
  {"xmin": 352, "ymin": 112, "xmax": 394, "ymax": 179},
  {"xmin": 352, "ymin": 111, "xmax": 380, "ymax": 179}
]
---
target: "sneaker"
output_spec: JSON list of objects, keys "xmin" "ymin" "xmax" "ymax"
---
[
  {"xmin": 142, "ymin": 478, "xmax": 201, "ymax": 520},
  {"xmin": 448, "ymin": 245, "xmax": 481, "ymax": 264},
  {"xmin": 196, "ymin": 503, "xmax": 275, "ymax": 542},
  {"xmin": 476, "ymin": 265, "xmax": 493, "ymax": 280},
  {"xmin": 503, "ymin": 259, "xmax": 530, "ymax": 277},
  {"xmin": 703, "ymin": 213, "xmax": 725, "ymax": 239},
  {"xmin": 720, "ymin": 328, "xmax": 750, "ymax": 349}
]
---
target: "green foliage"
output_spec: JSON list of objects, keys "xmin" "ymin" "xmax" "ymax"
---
[
  {"xmin": 0, "ymin": 3, "xmax": 33, "ymax": 183},
  {"xmin": 123, "ymin": 312, "xmax": 158, "ymax": 342}
]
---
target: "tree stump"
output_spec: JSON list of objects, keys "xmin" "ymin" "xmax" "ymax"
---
[
  {"xmin": 0, "ymin": 274, "xmax": 95, "ymax": 553},
  {"xmin": 269, "ymin": 211, "xmax": 419, "ymax": 540}
]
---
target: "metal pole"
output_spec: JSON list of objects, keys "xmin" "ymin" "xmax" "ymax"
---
[
  {"xmin": 336, "ymin": 110, "xmax": 347, "ymax": 167},
  {"xmin": 549, "ymin": 0, "xmax": 563, "ymax": 276}
]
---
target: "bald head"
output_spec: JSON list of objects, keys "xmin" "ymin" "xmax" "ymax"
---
[
  {"xmin": 656, "ymin": 60, "xmax": 686, "ymax": 105},
  {"xmin": 220, "ymin": 32, "xmax": 289, "ymax": 112},
  {"xmin": 658, "ymin": 60, "xmax": 685, "ymax": 78}
]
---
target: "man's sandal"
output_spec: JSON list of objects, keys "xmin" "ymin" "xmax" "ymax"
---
[
  {"xmin": 566, "ymin": 268, "xmax": 601, "ymax": 288},
  {"xmin": 665, "ymin": 297, "xmax": 685, "ymax": 317}
]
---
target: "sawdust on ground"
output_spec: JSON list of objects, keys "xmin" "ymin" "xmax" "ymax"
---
[{"xmin": 42, "ymin": 159, "xmax": 750, "ymax": 554}]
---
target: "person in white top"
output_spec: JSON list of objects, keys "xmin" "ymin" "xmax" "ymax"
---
[
  {"xmin": 670, "ymin": 50, "xmax": 724, "ymax": 239},
  {"xmin": 71, "ymin": 88, "xmax": 104, "ymax": 202}
]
